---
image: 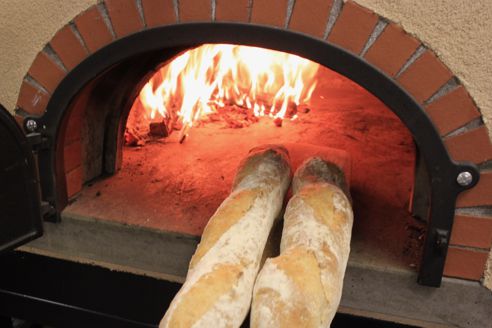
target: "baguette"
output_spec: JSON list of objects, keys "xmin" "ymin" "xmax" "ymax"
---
[
  {"xmin": 160, "ymin": 145, "xmax": 291, "ymax": 328},
  {"xmin": 251, "ymin": 157, "xmax": 353, "ymax": 328}
]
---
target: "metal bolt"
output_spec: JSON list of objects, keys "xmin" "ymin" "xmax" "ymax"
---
[
  {"xmin": 456, "ymin": 171, "xmax": 473, "ymax": 187},
  {"xmin": 25, "ymin": 119, "xmax": 38, "ymax": 132}
]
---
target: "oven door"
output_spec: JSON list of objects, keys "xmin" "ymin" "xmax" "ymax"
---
[{"xmin": 0, "ymin": 104, "xmax": 43, "ymax": 253}]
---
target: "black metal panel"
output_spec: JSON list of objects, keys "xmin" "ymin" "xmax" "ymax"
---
[
  {"xmin": 0, "ymin": 105, "xmax": 42, "ymax": 253},
  {"xmin": 0, "ymin": 251, "xmax": 179, "ymax": 327},
  {"xmin": 26, "ymin": 23, "xmax": 479, "ymax": 286}
]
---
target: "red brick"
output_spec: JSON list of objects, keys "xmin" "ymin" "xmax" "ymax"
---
[
  {"xmin": 425, "ymin": 86, "xmax": 481, "ymax": 136},
  {"xmin": 16, "ymin": 80, "xmax": 50, "ymax": 116},
  {"xmin": 75, "ymin": 5, "xmax": 114, "ymax": 53},
  {"xmin": 50, "ymin": 25, "xmax": 88, "ymax": 70},
  {"xmin": 450, "ymin": 215, "xmax": 492, "ymax": 249},
  {"xmin": 397, "ymin": 51, "xmax": 453, "ymax": 103},
  {"xmin": 445, "ymin": 126, "xmax": 492, "ymax": 164},
  {"xmin": 28, "ymin": 52, "xmax": 66, "ymax": 94},
  {"xmin": 289, "ymin": 0, "xmax": 333, "ymax": 38},
  {"xmin": 443, "ymin": 247, "xmax": 488, "ymax": 280},
  {"xmin": 216, "ymin": 0, "xmax": 249, "ymax": 22},
  {"xmin": 142, "ymin": 0, "xmax": 176, "ymax": 27},
  {"xmin": 64, "ymin": 113, "xmax": 83, "ymax": 144},
  {"xmin": 105, "ymin": 0, "xmax": 144, "ymax": 37},
  {"xmin": 64, "ymin": 141, "xmax": 82, "ymax": 173},
  {"xmin": 457, "ymin": 172, "xmax": 492, "ymax": 208},
  {"xmin": 64, "ymin": 93, "xmax": 88, "ymax": 144},
  {"xmin": 66, "ymin": 166, "xmax": 83, "ymax": 198},
  {"xmin": 327, "ymin": 1, "xmax": 378, "ymax": 54},
  {"xmin": 365, "ymin": 23, "xmax": 420, "ymax": 77},
  {"xmin": 179, "ymin": 0, "xmax": 211, "ymax": 22},
  {"xmin": 251, "ymin": 0, "xmax": 288, "ymax": 27}
]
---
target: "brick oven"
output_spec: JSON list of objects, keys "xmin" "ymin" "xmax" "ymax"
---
[{"xmin": 1, "ymin": 1, "xmax": 491, "ymax": 327}]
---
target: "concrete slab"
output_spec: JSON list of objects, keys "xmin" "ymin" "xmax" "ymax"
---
[
  {"xmin": 342, "ymin": 264, "xmax": 492, "ymax": 328},
  {"xmin": 19, "ymin": 212, "xmax": 492, "ymax": 327},
  {"xmin": 21, "ymin": 212, "xmax": 197, "ymax": 282}
]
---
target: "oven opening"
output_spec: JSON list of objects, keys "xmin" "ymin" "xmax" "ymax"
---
[{"xmin": 61, "ymin": 43, "xmax": 422, "ymax": 275}]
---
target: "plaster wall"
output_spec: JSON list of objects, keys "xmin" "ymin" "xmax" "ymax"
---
[{"xmin": 0, "ymin": 0, "xmax": 96, "ymax": 113}]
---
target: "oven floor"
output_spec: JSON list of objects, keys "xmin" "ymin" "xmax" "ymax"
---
[{"xmin": 65, "ymin": 65, "xmax": 422, "ymax": 271}]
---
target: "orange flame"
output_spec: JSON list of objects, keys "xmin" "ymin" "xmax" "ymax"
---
[{"xmin": 130, "ymin": 44, "xmax": 319, "ymax": 138}]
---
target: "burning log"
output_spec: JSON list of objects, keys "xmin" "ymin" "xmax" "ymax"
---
[
  {"xmin": 299, "ymin": 105, "xmax": 310, "ymax": 114},
  {"xmin": 149, "ymin": 121, "xmax": 170, "ymax": 138},
  {"xmin": 159, "ymin": 145, "xmax": 291, "ymax": 327},
  {"xmin": 178, "ymin": 123, "xmax": 191, "ymax": 144},
  {"xmin": 124, "ymin": 128, "xmax": 146, "ymax": 147},
  {"xmin": 172, "ymin": 118, "xmax": 183, "ymax": 131},
  {"xmin": 251, "ymin": 157, "xmax": 353, "ymax": 328}
]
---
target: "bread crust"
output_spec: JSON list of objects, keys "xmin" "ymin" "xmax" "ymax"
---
[
  {"xmin": 251, "ymin": 157, "xmax": 353, "ymax": 328},
  {"xmin": 160, "ymin": 145, "xmax": 291, "ymax": 328}
]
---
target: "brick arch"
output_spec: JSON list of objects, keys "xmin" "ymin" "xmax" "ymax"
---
[{"xmin": 14, "ymin": 0, "xmax": 492, "ymax": 281}]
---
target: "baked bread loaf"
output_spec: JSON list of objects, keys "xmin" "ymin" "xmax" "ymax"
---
[
  {"xmin": 160, "ymin": 145, "xmax": 291, "ymax": 328},
  {"xmin": 251, "ymin": 157, "xmax": 353, "ymax": 328}
]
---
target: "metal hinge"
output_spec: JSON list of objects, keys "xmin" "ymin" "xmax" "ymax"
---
[{"xmin": 26, "ymin": 132, "xmax": 51, "ymax": 151}]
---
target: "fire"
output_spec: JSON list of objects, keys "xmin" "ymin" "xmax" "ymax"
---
[{"xmin": 128, "ymin": 44, "xmax": 319, "ymax": 142}]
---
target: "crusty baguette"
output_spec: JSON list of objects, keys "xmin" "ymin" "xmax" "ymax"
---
[
  {"xmin": 251, "ymin": 157, "xmax": 353, "ymax": 328},
  {"xmin": 160, "ymin": 145, "xmax": 291, "ymax": 328}
]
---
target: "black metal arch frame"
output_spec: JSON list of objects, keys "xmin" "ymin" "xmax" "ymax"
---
[{"xmin": 26, "ymin": 23, "xmax": 479, "ymax": 287}]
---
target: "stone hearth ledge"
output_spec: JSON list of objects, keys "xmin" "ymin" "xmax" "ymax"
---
[{"xmin": 17, "ymin": 211, "xmax": 492, "ymax": 327}]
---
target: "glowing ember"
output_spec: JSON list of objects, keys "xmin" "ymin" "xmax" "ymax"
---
[{"xmin": 127, "ymin": 44, "xmax": 320, "ymax": 142}]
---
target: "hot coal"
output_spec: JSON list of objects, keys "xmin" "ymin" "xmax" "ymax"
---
[
  {"xmin": 202, "ymin": 104, "xmax": 260, "ymax": 129},
  {"xmin": 124, "ymin": 128, "xmax": 146, "ymax": 147},
  {"xmin": 273, "ymin": 117, "xmax": 283, "ymax": 127}
]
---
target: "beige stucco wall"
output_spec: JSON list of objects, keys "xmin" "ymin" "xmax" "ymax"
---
[{"xmin": 0, "ymin": 0, "xmax": 96, "ymax": 113}]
